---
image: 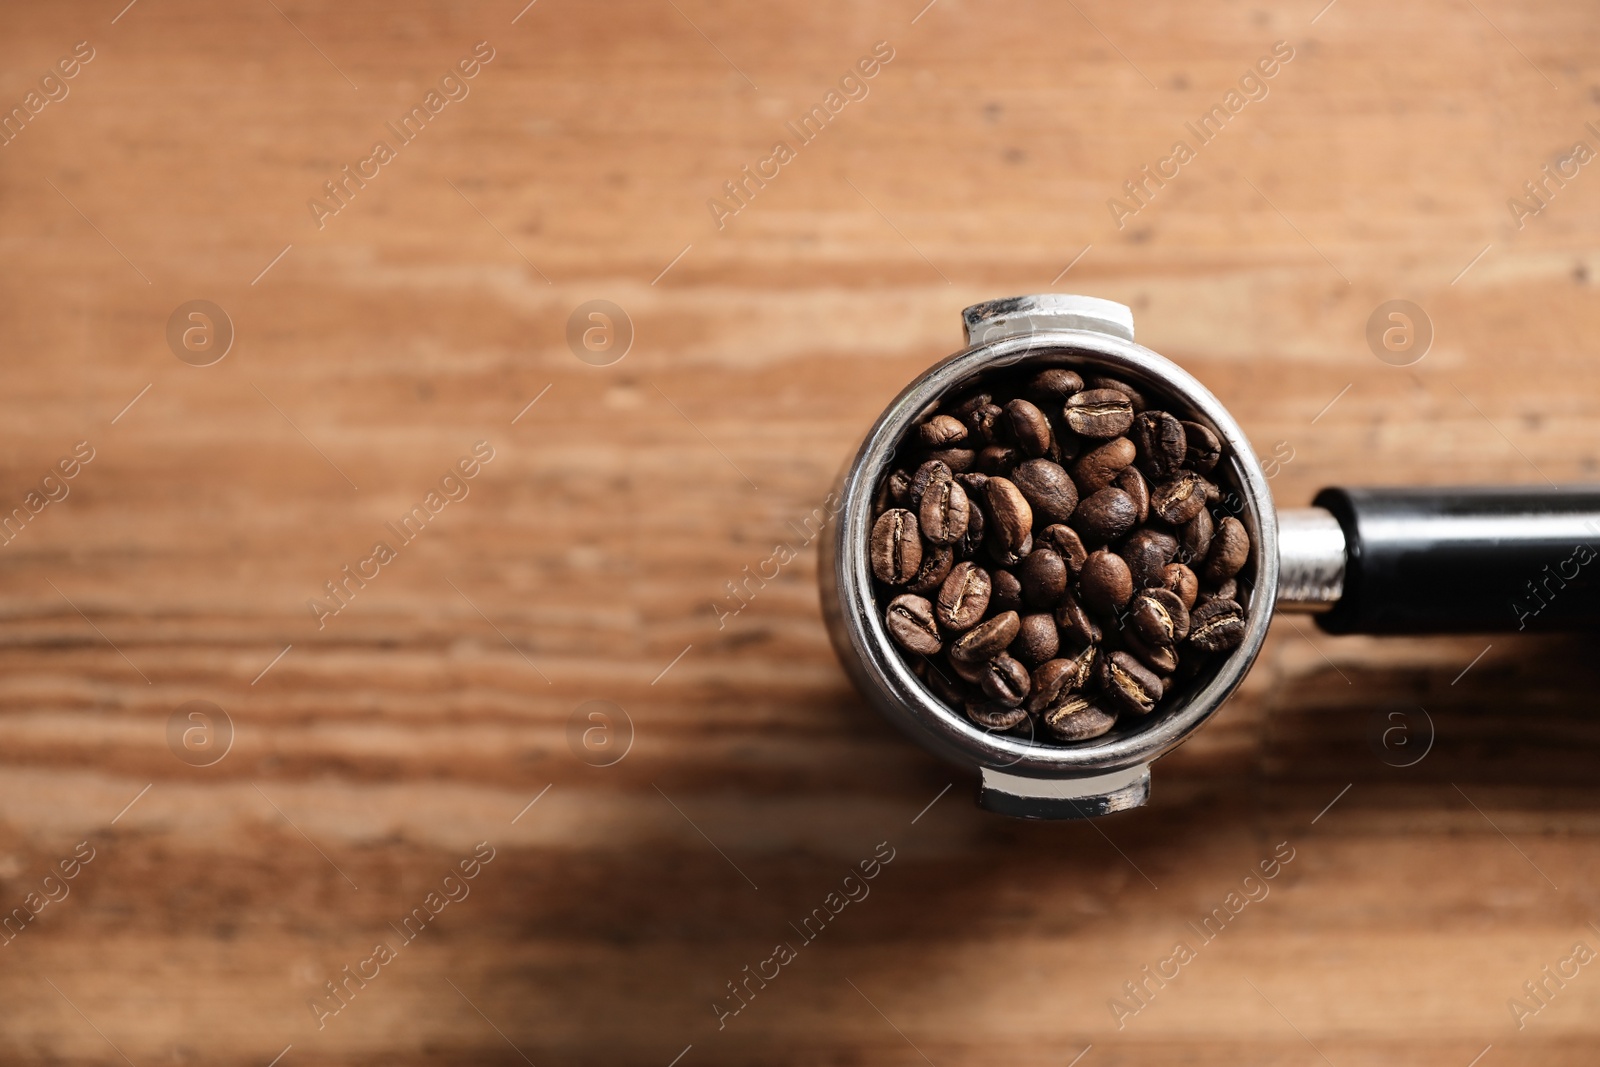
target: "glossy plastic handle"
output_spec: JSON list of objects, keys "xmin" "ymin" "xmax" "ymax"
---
[{"xmin": 1312, "ymin": 486, "xmax": 1600, "ymax": 634}]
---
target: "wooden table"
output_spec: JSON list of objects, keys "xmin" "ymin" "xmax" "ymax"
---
[{"xmin": 2, "ymin": 1, "xmax": 1598, "ymax": 1063}]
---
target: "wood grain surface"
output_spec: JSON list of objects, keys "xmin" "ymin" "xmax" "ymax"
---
[{"xmin": 2, "ymin": 0, "xmax": 1600, "ymax": 1063}]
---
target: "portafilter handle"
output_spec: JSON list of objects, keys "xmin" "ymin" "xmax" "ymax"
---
[{"xmin": 1277, "ymin": 489, "xmax": 1600, "ymax": 634}]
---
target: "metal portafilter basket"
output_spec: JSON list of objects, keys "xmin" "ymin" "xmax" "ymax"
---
[{"xmin": 819, "ymin": 294, "xmax": 1600, "ymax": 819}]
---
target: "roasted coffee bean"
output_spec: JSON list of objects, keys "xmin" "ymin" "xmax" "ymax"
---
[
  {"xmin": 1132, "ymin": 410, "xmax": 1187, "ymax": 480},
  {"xmin": 1202, "ymin": 516, "xmax": 1250, "ymax": 583},
  {"xmin": 1037, "ymin": 524, "xmax": 1089, "ymax": 573},
  {"xmin": 919, "ymin": 475, "xmax": 970, "ymax": 545},
  {"xmin": 1183, "ymin": 420, "xmax": 1222, "ymax": 473},
  {"xmin": 1099, "ymin": 650, "xmax": 1162, "ymax": 716},
  {"xmin": 1011, "ymin": 613, "xmax": 1060, "ymax": 666},
  {"xmin": 926, "ymin": 448, "xmax": 976, "ymax": 473},
  {"xmin": 965, "ymin": 403, "xmax": 1005, "ymax": 446},
  {"xmin": 1004, "ymin": 398, "xmax": 1054, "ymax": 457},
  {"xmin": 981, "ymin": 652, "xmax": 1032, "ymax": 706},
  {"xmin": 1072, "ymin": 436, "xmax": 1136, "ymax": 493},
  {"xmin": 1130, "ymin": 587, "xmax": 1190, "ymax": 647},
  {"xmin": 1188, "ymin": 598, "xmax": 1246, "ymax": 652},
  {"xmin": 1120, "ymin": 529, "xmax": 1178, "ymax": 589},
  {"xmin": 984, "ymin": 477, "xmax": 1034, "ymax": 564},
  {"xmin": 886, "ymin": 594, "xmax": 942, "ymax": 655},
  {"xmin": 1026, "ymin": 368, "xmax": 1084, "ymax": 404},
  {"xmin": 947, "ymin": 392, "xmax": 993, "ymax": 422},
  {"xmin": 870, "ymin": 508, "xmax": 922, "ymax": 584},
  {"xmin": 1055, "ymin": 589, "xmax": 1102, "ymax": 647},
  {"xmin": 917, "ymin": 414, "xmax": 968, "ymax": 449},
  {"xmin": 1079, "ymin": 548, "xmax": 1134, "ymax": 614},
  {"xmin": 885, "ymin": 468, "xmax": 912, "ymax": 508},
  {"xmin": 908, "ymin": 459, "xmax": 951, "ymax": 508},
  {"xmin": 1087, "ymin": 376, "xmax": 1147, "ymax": 413},
  {"xmin": 1201, "ymin": 477, "xmax": 1221, "ymax": 505},
  {"xmin": 956, "ymin": 499, "xmax": 986, "ymax": 559},
  {"xmin": 1063, "ymin": 388, "xmax": 1135, "ymax": 438},
  {"xmin": 990, "ymin": 569, "xmax": 1023, "ymax": 614},
  {"xmin": 1160, "ymin": 563, "xmax": 1200, "ymax": 611},
  {"xmin": 1043, "ymin": 695, "xmax": 1117, "ymax": 740},
  {"xmin": 1150, "ymin": 471, "xmax": 1208, "ymax": 525},
  {"xmin": 1124, "ymin": 629, "xmax": 1179, "ymax": 675},
  {"xmin": 1118, "ymin": 465, "xmax": 1149, "ymax": 524},
  {"xmin": 1019, "ymin": 547, "xmax": 1069, "ymax": 609},
  {"xmin": 920, "ymin": 657, "xmax": 967, "ymax": 707},
  {"xmin": 1181, "ymin": 506, "xmax": 1214, "ymax": 564},
  {"xmin": 936, "ymin": 561, "xmax": 991, "ymax": 632},
  {"xmin": 1010, "ymin": 459, "xmax": 1078, "ymax": 524},
  {"xmin": 966, "ymin": 699, "xmax": 1029, "ymax": 730},
  {"xmin": 1072, "ymin": 487, "xmax": 1139, "ymax": 544},
  {"xmin": 1030, "ymin": 655, "xmax": 1081, "ymax": 713},
  {"xmin": 1213, "ymin": 578, "xmax": 1239, "ymax": 601},
  {"xmin": 951, "ymin": 610, "xmax": 1021, "ymax": 663},
  {"xmin": 956, "ymin": 471, "xmax": 989, "ymax": 496},
  {"xmin": 978, "ymin": 444, "xmax": 1021, "ymax": 474},
  {"xmin": 949, "ymin": 652, "xmax": 987, "ymax": 684},
  {"xmin": 905, "ymin": 544, "xmax": 954, "ymax": 595}
]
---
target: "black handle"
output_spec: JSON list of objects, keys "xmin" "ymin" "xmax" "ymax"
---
[{"xmin": 1313, "ymin": 486, "xmax": 1600, "ymax": 635}]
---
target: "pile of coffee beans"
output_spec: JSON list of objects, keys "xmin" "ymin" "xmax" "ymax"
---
[{"xmin": 870, "ymin": 366, "xmax": 1252, "ymax": 744}]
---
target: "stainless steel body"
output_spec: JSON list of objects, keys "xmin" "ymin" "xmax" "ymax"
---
[{"xmin": 818, "ymin": 295, "xmax": 1278, "ymax": 816}]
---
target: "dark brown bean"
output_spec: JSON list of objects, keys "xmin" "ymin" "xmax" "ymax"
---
[
  {"xmin": 936, "ymin": 561, "xmax": 991, "ymax": 632},
  {"xmin": 1098, "ymin": 650, "xmax": 1162, "ymax": 716},
  {"xmin": 1160, "ymin": 563, "xmax": 1200, "ymax": 611},
  {"xmin": 1072, "ymin": 487, "xmax": 1139, "ymax": 544},
  {"xmin": 981, "ymin": 652, "xmax": 1032, "ymax": 706},
  {"xmin": 1117, "ymin": 465, "xmax": 1149, "ymax": 524},
  {"xmin": 1026, "ymin": 368, "xmax": 1084, "ymax": 404},
  {"xmin": 919, "ymin": 475, "xmax": 970, "ymax": 545},
  {"xmin": 1213, "ymin": 578, "xmax": 1239, "ymax": 601},
  {"xmin": 956, "ymin": 498, "xmax": 986, "ymax": 559},
  {"xmin": 984, "ymin": 477, "xmax": 1034, "ymax": 565},
  {"xmin": 917, "ymin": 414, "xmax": 968, "ymax": 449},
  {"xmin": 1124, "ymin": 629, "xmax": 1179, "ymax": 675},
  {"xmin": 1188, "ymin": 598, "xmax": 1246, "ymax": 652},
  {"xmin": 950, "ymin": 610, "xmax": 1021, "ymax": 662},
  {"xmin": 1132, "ymin": 410, "xmax": 1187, "ymax": 480},
  {"xmin": 1063, "ymin": 388, "xmax": 1134, "ymax": 438},
  {"xmin": 1010, "ymin": 613, "xmax": 1060, "ymax": 666},
  {"xmin": 886, "ymin": 469, "xmax": 912, "ymax": 508},
  {"xmin": 886, "ymin": 594, "xmax": 942, "ymax": 655},
  {"xmin": 919, "ymin": 657, "xmax": 967, "ymax": 707},
  {"xmin": 1183, "ymin": 420, "xmax": 1222, "ymax": 473},
  {"xmin": 1181, "ymin": 506, "xmax": 1214, "ymax": 565},
  {"xmin": 1010, "ymin": 458, "xmax": 1078, "ymax": 525},
  {"xmin": 978, "ymin": 444, "xmax": 1021, "ymax": 475},
  {"xmin": 990, "ymin": 569, "xmax": 1023, "ymax": 614},
  {"xmin": 905, "ymin": 544, "xmax": 954, "ymax": 595},
  {"xmin": 1004, "ymin": 398, "xmax": 1054, "ymax": 457},
  {"xmin": 1130, "ymin": 587, "xmax": 1190, "ymax": 647},
  {"xmin": 926, "ymin": 448, "xmax": 975, "ymax": 473},
  {"xmin": 1072, "ymin": 436, "xmax": 1136, "ymax": 493},
  {"xmin": 946, "ymin": 392, "xmax": 992, "ymax": 421},
  {"xmin": 1042, "ymin": 694, "xmax": 1117, "ymax": 740},
  {"xmin": 966, "ymin": 699, "xmax": 1029, "ymax": 730},
  {"xmin": 1202, "ymin": 516, "xmax": 1250, "ymax": 583},
  {"xmin": 1019, "ymin": 548, "xmax": 1069, "ymax": 609},
  {"xmin": 1026, "ymin": 654, "xmax": 1087, "ymax": 714},
  {"xmin": 1150, "ymin": 471, "xmax": 1208, "ymax": 525},
  {"xmin": 1087, "ymin": 376, "xmax": 1147, "ymax": 413},
  {"xmin": 1079, "ymin": 549, "xmax": 1134, "ymax": 614},
  {"xmin": 908, "ymin": 459, "xmax": 951, "ymax": 509},
  {"xmin": 1055, "ymin": 589, "xmax": 1102, "ymax": 647},
  {"xmin": 949, "ymin": 652, "xmax": 987, "ymax": 684},
  {"xmin": 1120, "ymin": 529, "xmax": 1178, "ymax": 589},
  {"xmin": 965, "ymin": 403, "xmax": 1004, "ymax": 446},
  {"xmin": 956, "ymin": 472, "xmax": 989, "ymax": 497},
  {"xmin": 1037, "ymin": 524, "xmax": 1089, "ymax": 574},
  {"xmin": 870, "ymin": 508, "xmax": 922, "ymax": 585}
]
